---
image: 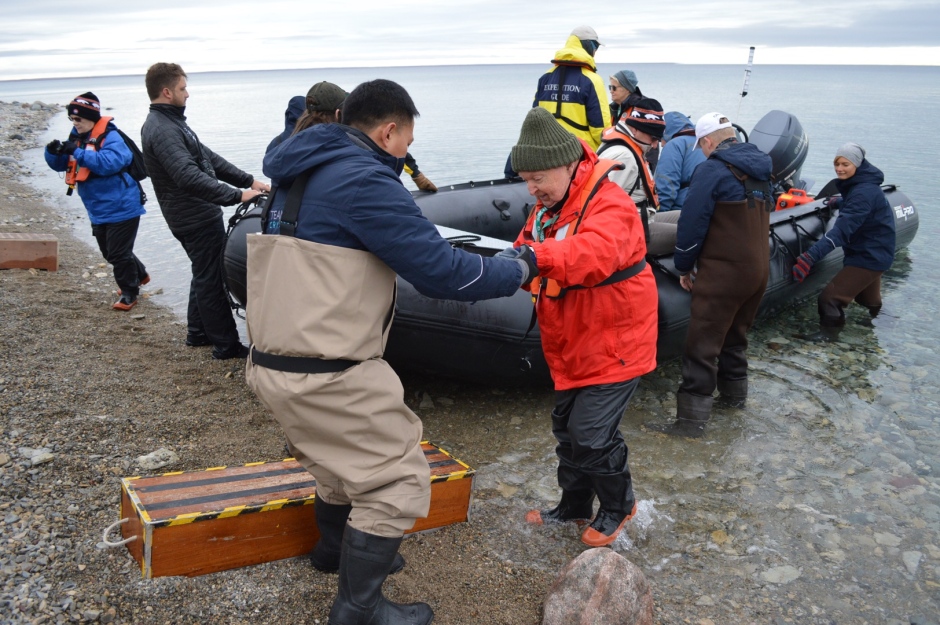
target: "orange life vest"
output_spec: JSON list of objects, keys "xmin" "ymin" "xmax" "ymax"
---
[
  {"xmin": 598, "ymin": 125, "xmax": 660, "ymax": 209},
  {"xmin": 527, "ymin": 158, "xmax": 637, "ymax": 299},
  {"xmin": 64, "ymin": 116, "xmax": 113, "ymax": 188}
]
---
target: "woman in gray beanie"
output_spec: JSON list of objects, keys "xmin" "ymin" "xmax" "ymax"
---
[
  {"xmin": 508, "ymin": 106, "xmax": 658, "ymax": 547},
  {"xmin": 608, "ymin": 69, "xmax": 642, "ymax": 123},
  {"xmin": 792, "ymin": 142, "xmax": 896, "ymax": 341}
]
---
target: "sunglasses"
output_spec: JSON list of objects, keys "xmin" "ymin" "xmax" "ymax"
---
[
  {"xmin": 69, "ymin": 116, "xmax": 85, "ymax": 122},
  {"xmin": 608, "ymin": 85, "xmax": 621, "ymax": 91}
]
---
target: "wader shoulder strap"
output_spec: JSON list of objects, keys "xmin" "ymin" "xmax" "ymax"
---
[
  {"xmin": 725, "ymin": 163, "xmax": 772, "ymax": 211},
  {"xmin": 276, "ymin": 168, "xmax": 315, "ymax": 238}
]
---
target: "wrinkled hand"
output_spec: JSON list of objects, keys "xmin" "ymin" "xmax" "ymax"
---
[
  {"xmin": 250, "ymin": 179, "xmax": 271, "ymax": 193},
  {"xmin": 680, "ymin": 271, "xmax": 695, "ymax": 292},
  {"xmin": 496, "ymin": 245, "xmax": 539, "ymax": 284},
  {"xmin": 792, "ymin": 252, "xmax": 815, "ymax": 283},
  {"xmin": 412, "ymin": 172, "xmax": 437, "ymax": 193},
  {"xmin": 46, "ymin": 140, "xmax": 62, "ymax": 154},
  {"xmin": 241, "ymin": 189, "xmax": 263, "ymax": 203}
]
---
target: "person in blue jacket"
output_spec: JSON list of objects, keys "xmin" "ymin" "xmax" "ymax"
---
[
  {"xmin": 793, "ymin": 143, "xmax": 896, "ymax": 341},
  {"xmin": 654, "ymin": 112, "xmax": 707, "ymax": 212},
  {"xmin": 248, "ymin": 79, "xmax": 534, "ymax": 625},
  {"xmin": 44, "ymin": 92, "xmax": 148, "ymax": 311},
  {"xmin": 265, "ymin": 95, "xmax": 305, "ymax": 154}
]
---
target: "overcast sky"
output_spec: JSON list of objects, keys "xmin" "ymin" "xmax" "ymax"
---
[{"xmin": 2, "ymin": 0, "xmax": 939, "ymax": 80}]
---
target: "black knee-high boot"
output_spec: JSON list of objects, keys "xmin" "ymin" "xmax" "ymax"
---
[
  {"xmin": 525, "ymin": 488, "xmax": 595, "ymax": 525},
  {"xmin": 327, "ymin": 526, "xmax": 433, "ymax": 625},
  {"xmin": 311, "ymin": 501, "xmax": 404, "ymax": 575}
]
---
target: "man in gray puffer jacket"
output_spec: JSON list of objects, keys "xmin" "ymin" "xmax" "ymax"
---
[{"xmin": 142, "ymin": 62, "xmax": 269, "ymax": 359}]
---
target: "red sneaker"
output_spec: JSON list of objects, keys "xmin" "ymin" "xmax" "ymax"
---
[{"xmin": 112, "ymin": 294, "xmax": 138, "ymax": 311}]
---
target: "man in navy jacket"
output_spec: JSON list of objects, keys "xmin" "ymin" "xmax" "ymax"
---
[
  {"xmin": 648, "ymin": 112, "xmax": 773, "ymax": 438},
  {"xmin": 248, "ymin": 79, "xmax": 533, "ymax": 625}
]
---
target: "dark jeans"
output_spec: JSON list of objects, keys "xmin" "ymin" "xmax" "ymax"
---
[
  {"xmin": 91, "ymin": 217, "xmax": 147, "ymax": 297},
  {"xmin": 551, "ymin": 379, "xmax": 639, "ymax": 503},
  {"xmin": 171, "ymin": 217, "xmax": 240, "ymax": 351},
  {"xmin": 819, "ymin": 265, "xmax": 883, "ymax": 326}
]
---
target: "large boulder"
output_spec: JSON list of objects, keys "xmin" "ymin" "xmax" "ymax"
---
[{"xmin": 542, "ymin": 548, "xmax": 654, "ymax": 625}]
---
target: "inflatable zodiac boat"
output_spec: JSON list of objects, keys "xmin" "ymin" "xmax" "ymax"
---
[{"xmin": 223, "ymin": 111, "xmax": 919, "ymax": 384}]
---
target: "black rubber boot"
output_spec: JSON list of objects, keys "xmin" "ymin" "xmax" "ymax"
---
[
  {"xmin": 581, "ymin": 461, "xmax": 636, "ymax": 547},
  {"xmin": 311, "ymin": 501, "xmax": 404, "ymax": 575},
  {"xmin": 525, "ymin": 488, "xmax": 595, "ymax": 525},
  {"xmin": 646, "ymin": 393, "xmax": 713, "ymax": 439},
  {"xmin": 716, "ymin": 378, "xmax": 747, "ymax": 408},
  {"xmin": 327, "ymin": 526, "xmax": 434, "ymax": 625}
]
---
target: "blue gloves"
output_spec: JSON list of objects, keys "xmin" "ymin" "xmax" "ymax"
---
[
  {"xmin": 792, "ymin": 251, "xmax": 815, "ymax": 283},
  {"xmin": 496, "ymin": 245, "xmax": 539, "ymax": 284}
]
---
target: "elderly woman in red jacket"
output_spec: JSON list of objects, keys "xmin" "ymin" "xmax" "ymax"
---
[{"xmin": 503, "ymin": 107, "xmax": 658, "ymax": 547}]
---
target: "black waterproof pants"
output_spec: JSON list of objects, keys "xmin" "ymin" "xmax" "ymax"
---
[
  {"xmin": 171, "ymin": 217, "xmax": 240, "ymax": 351},
  {"xmin": 92, "ymin": 217, "xmax": 147, "ymax": 297},
  {"xmin": 551, "ymin": 379, "xmax": 638, "ymax": 505}
]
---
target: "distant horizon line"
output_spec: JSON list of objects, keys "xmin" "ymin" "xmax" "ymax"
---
[{"xmin": 2, "ymin": 60, "xmax": 937, "ymax": 84}]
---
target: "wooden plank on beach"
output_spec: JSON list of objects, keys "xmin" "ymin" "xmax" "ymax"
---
[
  {"xmin": 0, "ymin": 233, "xmax": 58, "ymax": 271},
  {"xmin": 119, "ymin": 441, "xmax": 475, "ymax": 578}
]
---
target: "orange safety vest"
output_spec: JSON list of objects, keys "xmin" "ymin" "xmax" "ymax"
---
[
  {"xmin": 598, "ymin": 125, "xmax": 660, "ymax": 209},
  {"xmin": 527, "ymin": 158, "xmax": 642, "ymax": 299},
  {"xmin": 64, "ymin": 116, "xmax": 113, "ymax": 187}
]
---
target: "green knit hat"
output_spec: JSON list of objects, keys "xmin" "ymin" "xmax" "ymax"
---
[{"xmin": 511, "ymin": 107, "xmax": 583, "ymax": 172}]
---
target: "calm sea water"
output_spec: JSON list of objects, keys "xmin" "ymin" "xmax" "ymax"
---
[
  {"xmin": 4, "ymin": 64, "xmax": 938, "ymax": 314},
  {"xmin": 3, "ymin": 64, "xmax": 940, "ymax": 621}
]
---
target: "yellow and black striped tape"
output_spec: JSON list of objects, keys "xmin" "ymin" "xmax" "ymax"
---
[{"xmin": 122, "ymin": 442, "xmax": 474, "ymax": 528}]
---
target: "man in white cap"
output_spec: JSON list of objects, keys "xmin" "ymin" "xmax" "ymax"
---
[
  {"xmin": 531, "ymin": 26, "xmax": 611, "ymax": 151},
  {"xmin": 647, "ymin": 112, "xmax": 773, "ymax": 438}
]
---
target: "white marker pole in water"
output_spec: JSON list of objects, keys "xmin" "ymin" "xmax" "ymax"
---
[{"xmin": 737, "ymin": 46, "xmax": 755, "ymax": 120}]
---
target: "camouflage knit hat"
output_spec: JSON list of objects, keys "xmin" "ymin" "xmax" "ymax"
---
[
  {"xmin": 306, "ymin": 81, "xmax": 347, "ymax": 113},
  {"xmin": 511, "ymin": 107, "xmax": 583, "ymax": 172}
]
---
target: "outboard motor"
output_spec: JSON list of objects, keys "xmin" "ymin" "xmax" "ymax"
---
[{"xmin": 749, "ymin": 110, "xmax": 809, "ymax": 194}]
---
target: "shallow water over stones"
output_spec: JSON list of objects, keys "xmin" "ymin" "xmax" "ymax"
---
[{"xmin": 413, "ymin": 250, "xmax": 939, "ymax": 623}]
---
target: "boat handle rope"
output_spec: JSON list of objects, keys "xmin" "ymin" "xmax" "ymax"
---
[{"xmin": 100, "ymin": 517, "xmax": 137, "ymax": 548}]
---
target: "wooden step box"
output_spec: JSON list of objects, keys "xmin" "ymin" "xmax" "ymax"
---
[
  {"xmin": 0, "ymin": 233, "xmax": 58, "ymax": 271},
  {"xmin": 118, "ymin": 442, "xmax": 474, "ymax": 579}
]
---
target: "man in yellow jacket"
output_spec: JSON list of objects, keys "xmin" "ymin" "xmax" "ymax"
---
[{"xmin": 533, "ymin": 26, "xmax": 611, "ymax": 150}]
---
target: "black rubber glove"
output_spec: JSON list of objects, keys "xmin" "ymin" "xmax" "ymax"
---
[
  {"xmin": 60, "ymin": 141, "xmax": 77, "ymax": 156},
  {"xmin": 46, "ymin": 140, "xmax": 62, "ymax": 154},
  {"xmin": 495, "ymin": 245, "xmax": 539, "ymax": 284}
]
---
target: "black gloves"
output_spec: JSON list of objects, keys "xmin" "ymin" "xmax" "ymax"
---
[
  {"xmin": 496, "ymin": 245, "xmax": 539, "ymax": 284},
  {"xmin": 46, "ymin": 140, "xmax": 76, "ymax": 156}
]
